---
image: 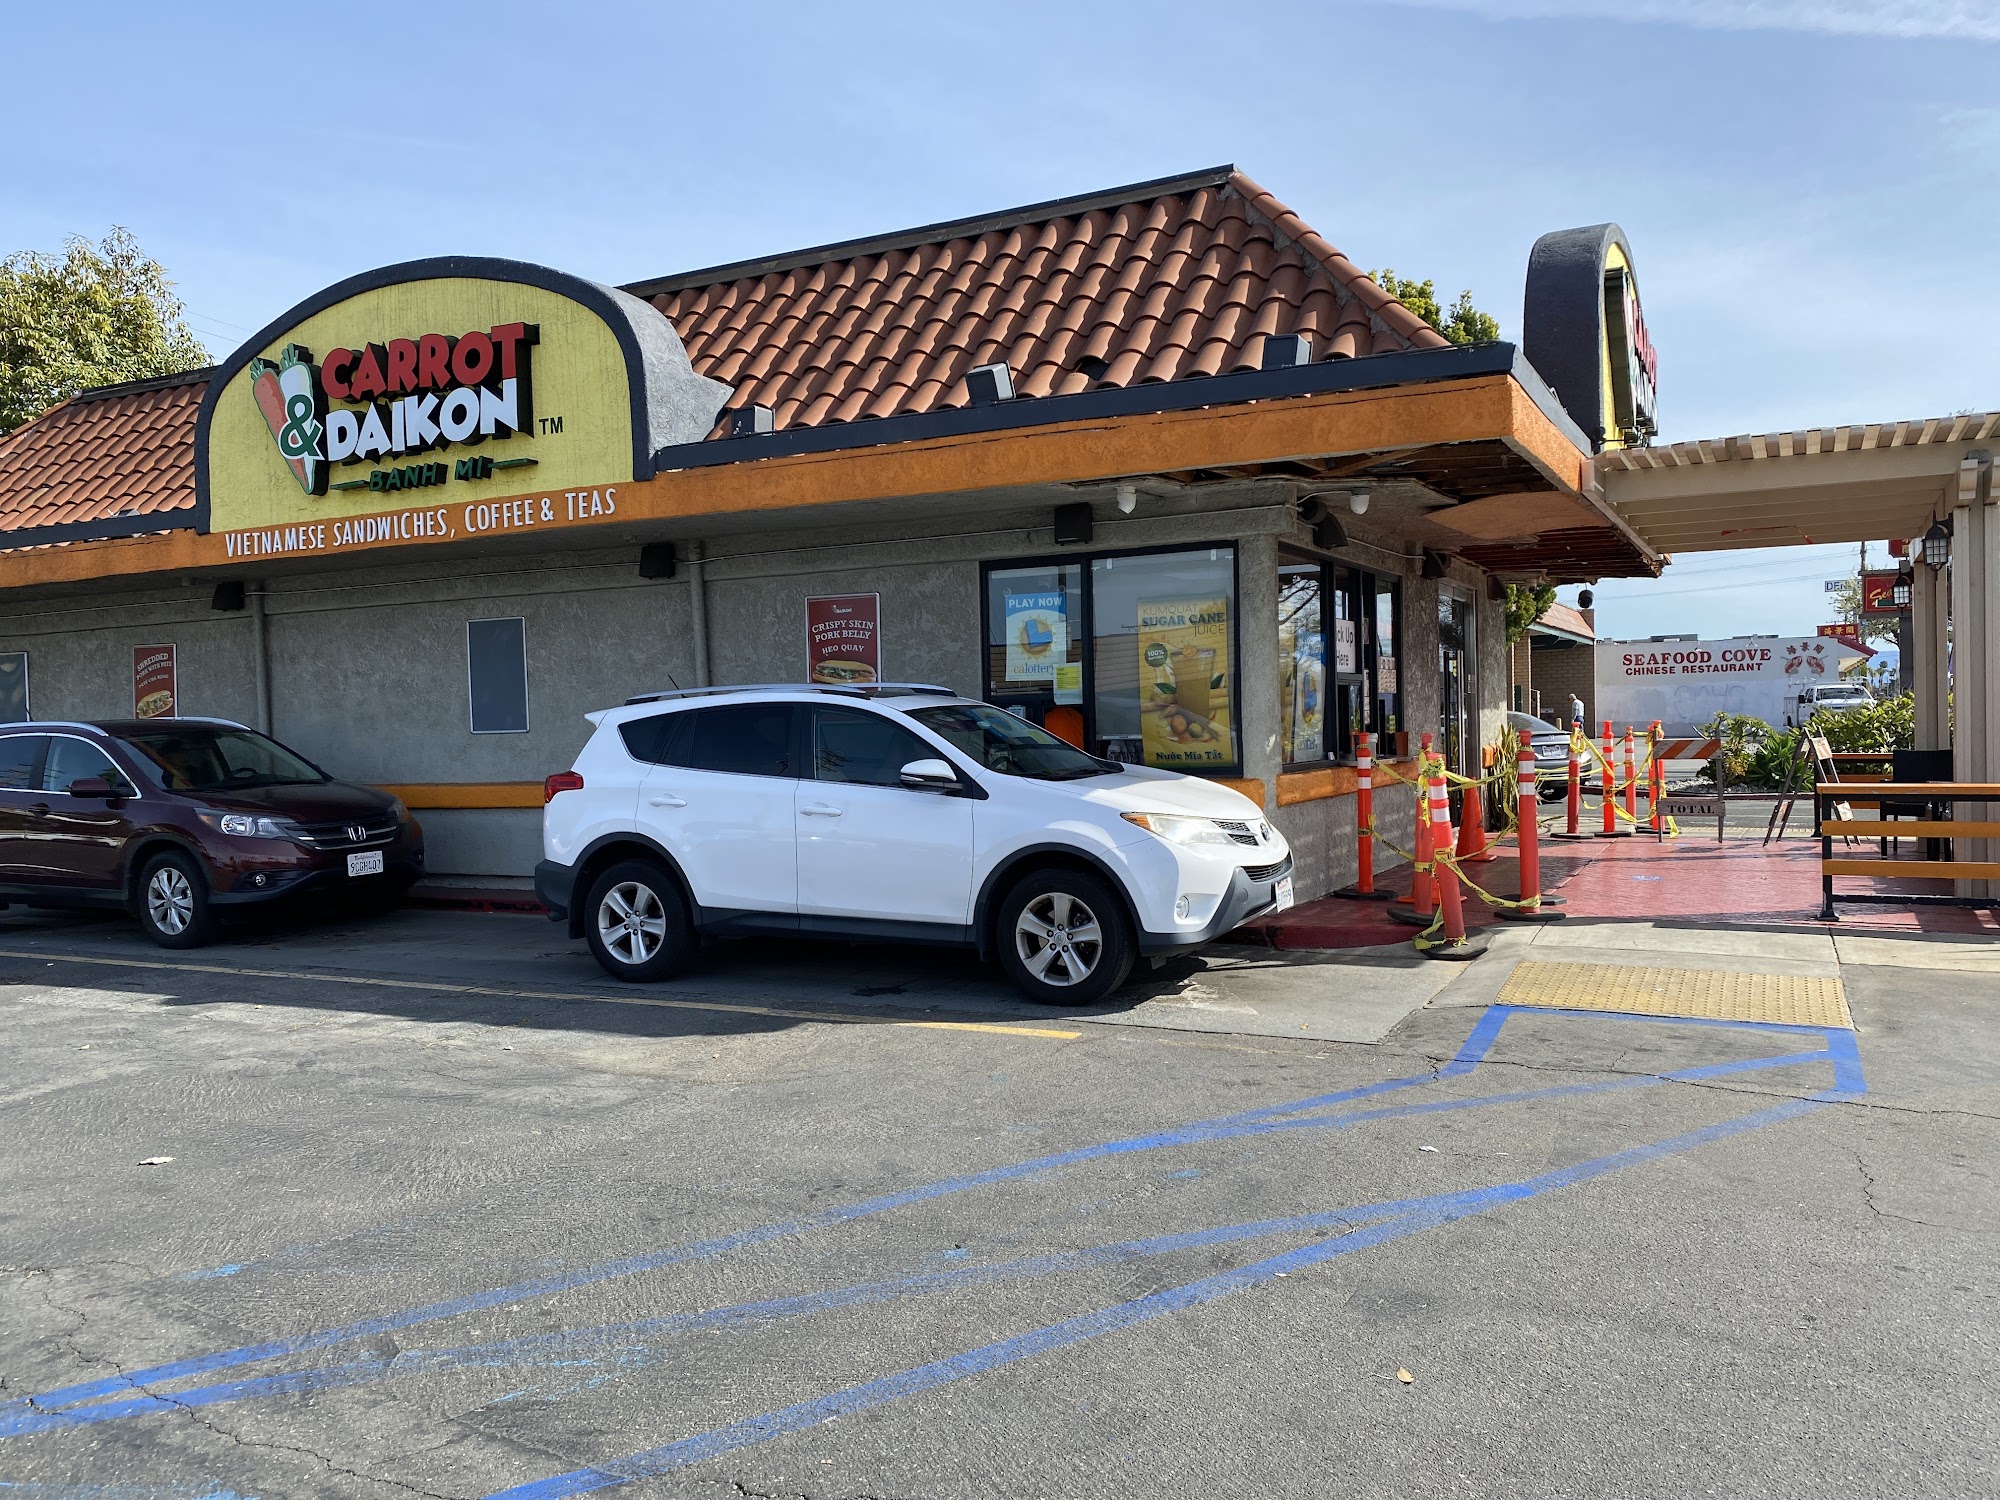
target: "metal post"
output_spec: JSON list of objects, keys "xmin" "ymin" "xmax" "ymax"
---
[
  {"xmin": 249, "ymin": 582, "xmax": 272, "ymax": 735},
  {"xmin": 688, "ymin": 540, "xmax": 711, "ymax": 688}
]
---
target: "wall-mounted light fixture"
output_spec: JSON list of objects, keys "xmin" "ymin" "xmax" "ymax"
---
[
  {"xmin": 1891, "ymin": 565, "xmax": 1913, "ymax": 609},
  {"xmin": 1347, "ymin": 489, "xmax": 1370, "ymax": 515},
  {"xmin": 1261, "ymin": 333, "xmax": 1312, "ymax": 370},
  {"xmin": 1115, "ymin": 483, "xmax": 1138, "ymax": 514},
  {"xmin": 1922, "ymin": 517, "xmax": 1952, "ymax": 570},
  {"xmin": 966, "ymin": 363, "xmax": 1015, "ymax": 405}
]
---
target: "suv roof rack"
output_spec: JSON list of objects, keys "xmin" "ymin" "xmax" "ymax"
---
[{"xmin": 623, "ymin": 683, "xmax": 960, "ymax": 706}]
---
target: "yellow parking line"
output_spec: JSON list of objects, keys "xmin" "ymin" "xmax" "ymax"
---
[
  {"xmin": 905, "ymin": 1020, "xmax": 1081, "ymax": 1039},
  {"xmin": 0, "ymin": 948, "xmax": 1078, "ymax": 1041}
]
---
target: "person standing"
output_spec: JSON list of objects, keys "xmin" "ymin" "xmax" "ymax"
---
[{"xmin": 1569, "ymin": 691, "xmax": 1585, "ymax": 728}]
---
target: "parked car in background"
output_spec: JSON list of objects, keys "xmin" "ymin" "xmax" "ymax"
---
[
  {"xmin": 1506, "ymin": 711, "xmax": 1576, "ymax": 799},
  {"xmin": 537, "ymin": 684, "xmax": 1295, "ymax": 1005},
  {"xmin": 0, "ymin": 719, "xmax": 423, "ymax": 947}
]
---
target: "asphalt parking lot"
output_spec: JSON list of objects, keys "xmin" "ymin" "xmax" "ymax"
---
[{"xmin": 1, "ymin": 904, "xmax": 1994, "ymax": 1499}]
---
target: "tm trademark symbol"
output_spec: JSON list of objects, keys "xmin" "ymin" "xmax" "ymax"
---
[{"xmin": 538, "ymin": 416, "xmax": 564, "ymax": 435}]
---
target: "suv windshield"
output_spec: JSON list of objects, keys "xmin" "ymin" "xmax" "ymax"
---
[
  {"xmin": 119, "ymin": 726, "xmax": 330, "ymax": 792},
  {"xmin": 909, "ymin": 703, "xmax": 1117, "ymax": 781}
]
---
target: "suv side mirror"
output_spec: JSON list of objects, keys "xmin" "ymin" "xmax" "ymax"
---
[
  {"xmin": 65, "ymin": 777, "xmax": 115, "ymax": 798},
  {"xmin": 899, "ymin": 758, "xmax": 959, "ymax": 793}
]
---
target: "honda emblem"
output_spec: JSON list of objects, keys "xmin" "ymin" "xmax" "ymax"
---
[{"xmin": 347, "ymin": 824, "xmax": 365, "ymax": 843}]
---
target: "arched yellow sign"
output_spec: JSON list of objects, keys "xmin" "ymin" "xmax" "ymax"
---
[{"xmin": 197, "ymin": 257, "xmax": 730, "ymax": 556}]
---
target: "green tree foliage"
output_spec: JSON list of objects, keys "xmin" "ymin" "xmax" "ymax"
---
[
  {"xmin": 0, "ymin": 229, "xmax": 207, "ymax": 434},
  {"xmin": 1695, "ymin": 695, "xmax": 1915, "ymax": 791},
  {"xmin": 1503, "ymin": 582, "xmax": 1558, "ymax": 647},
  {"xmin": 1370, "ymin": 270, "xmax": 1501, "ymax": 346},
  {"xmin": 1808, "ymin": 694, "xmax": 1915, "ymax": 754}
]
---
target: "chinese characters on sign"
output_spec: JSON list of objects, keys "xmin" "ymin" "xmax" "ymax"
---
[
  {"xmin": 805, "ymin": 595, "xmax": 881, "ymax": 686},
  {"xmin": 133, "ymin": 645, "xmax": 176, "ymax": 718}
]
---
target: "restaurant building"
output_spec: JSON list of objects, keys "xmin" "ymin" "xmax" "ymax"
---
[{"xmin": 0, "ymin": 167, "xmax": 1663, "ymax": 896}]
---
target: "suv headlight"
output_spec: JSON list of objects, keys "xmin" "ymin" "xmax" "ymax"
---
[
  {"xmin": 1121, "ymin": 812, "xmax": 1235, "ymax": 847},
  {"xmin": 202, "ymin": 811, "xmax": 306, "ymax": 840}
]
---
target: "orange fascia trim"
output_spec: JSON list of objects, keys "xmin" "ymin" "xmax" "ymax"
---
[
  {"xmin": 380, "ymin": 782, "xmax": 543, "ymax": 810},
  {"xmin": 1275, "ymin": 758, "xmax": 1419, "ymax": 807},
  {"xmin": 0, "ymin": 373, "xmax": 1581, "ymax": 591},
  {"xmin": 643, "ymin": 373, "xmax": 1538, "ymax": 525}
]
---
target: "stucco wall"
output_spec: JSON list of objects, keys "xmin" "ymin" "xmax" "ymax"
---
[{"xmin": 0, "ymin": 486, "xmax": 1508, "ymax": 893}]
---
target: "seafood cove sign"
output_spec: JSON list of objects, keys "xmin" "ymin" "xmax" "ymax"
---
[
  {"xmin": 1595, "ymin": 636, "xmax": 1867, "ymax": 735},
  {"xmin": 195, "ymin": 257, "xmax": 731, "ymax": 557}
]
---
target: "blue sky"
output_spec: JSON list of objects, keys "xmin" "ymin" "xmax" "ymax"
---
[{"xmin": 8, "ymin": 1, "xmax": 1995, "ymax": 639}]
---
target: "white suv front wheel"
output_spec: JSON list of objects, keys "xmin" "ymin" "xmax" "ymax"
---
[
  {"xmin": 583, "ymin": 859, "xmax": 694, "ymax": 983},
  {"xmin": 997, "ymin": 869, "xmax": 1135, "ymax": 1006}
]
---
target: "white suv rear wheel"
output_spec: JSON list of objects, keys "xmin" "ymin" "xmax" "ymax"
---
[{"xmin": 583, "ymin": 859, "xmax": 693, "ymax": 982}]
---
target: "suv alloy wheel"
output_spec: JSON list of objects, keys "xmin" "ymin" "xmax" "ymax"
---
[
  {"xmin": 997, "ymin": 868, "xmax": 1135, "ymax": 1006},
  {"xmin": 135, "ymin": 849, "xmax": 215, "ymax": 949},
  {"xmin": 583, "ymin": 858, "xmax": 694, "ymax": 982}
]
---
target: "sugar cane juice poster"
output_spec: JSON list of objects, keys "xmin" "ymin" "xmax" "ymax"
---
[
  {"xmin": 1138, "ymin": 596, "xmax": 1233, "ymax": 767},
  {"xmin": 1003, "ymin": 591, "xmax": 1067, "ymax": 682}
]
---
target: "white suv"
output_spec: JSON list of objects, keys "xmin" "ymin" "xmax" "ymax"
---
[{"xmin": 535, "ymin": 684, "xmax": 1294, "ymax": 1004}]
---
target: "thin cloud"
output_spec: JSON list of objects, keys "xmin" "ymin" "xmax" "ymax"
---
[{"xmin": 1390, "ymin": 0, "xmax": 2000, "ymax": 41}]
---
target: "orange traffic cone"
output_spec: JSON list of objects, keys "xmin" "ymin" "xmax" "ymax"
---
[{"xmin": 1455, "ymin": 777, "xmax": 1494, "ymax": 863}]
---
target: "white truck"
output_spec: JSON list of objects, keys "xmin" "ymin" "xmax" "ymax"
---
[{"xmin": 1793, "ymin": 681, "xmax": 1876, "ymax": 721}]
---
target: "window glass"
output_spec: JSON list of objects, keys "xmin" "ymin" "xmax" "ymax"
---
[
  {"xmin": 0, "ymin": 653, "xmax": 27, "ymax": 722},
  {"xmin": 467, "ymin": 617, "xmax": 529, "ymax": 734},
  {"xmin": 812, "ymin": 706, "xmax": 936, "ymax": 787},
  {"xmin": 682, "ymin": 703, "xmax": 797, "ymax": 778},
  {"xmin": 0, "ymin": 734, "xmax": 43, "ymax": 791},
  {"xmin": 984, "ymin": 562, "xmax": 1085, "ymax": 732},
  {"xmin": 1279, "ymin": 557, "xmax": 1325, "ymax": 766},
  {"xmin": 1091, "ymin": 548, "xmax": 1237, "ymax": 772},
  {"xmin": 1372, "ymin": 578, "xmax": 1401, "ymax": 734},
  {"xmin": 908, "ymin": 703, "xmax": 1112, "ymax": 781},
  {"xmin": 619, "ymin": 712, "xmax": 687, "ymax": 765},
  {"xmin": 44, "ymin": 737, "xmax": 134, "ymax": 795},
  {"xmin": 120, "ymin": 728, "xmax": 326, "ymax": 792}
]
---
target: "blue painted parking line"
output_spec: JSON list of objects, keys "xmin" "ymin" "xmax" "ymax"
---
[
  {"xmin": 487, "ymin": 1095, "xmax": 1829, "ymax": 1500},
  {"xmin": 2, "ymin": 1003, "xmax": 1866, "ymax": 1489}
]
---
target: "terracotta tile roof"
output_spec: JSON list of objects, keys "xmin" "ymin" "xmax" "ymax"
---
[
  {"xmin": 635, "ymin": 165, "xmax": 1450, "ymax": 434},
  {"xmin": 0, "ymin": 369, "xmax": 209, "ymax": 537},
  {"xmin": 0, "ymin": 167, "xmax": 1452, "ymax": 539}
]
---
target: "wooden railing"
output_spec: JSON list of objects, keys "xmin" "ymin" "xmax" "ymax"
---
[{"xmin": 1816, "ymin": 781, "xmax": 2000, "ymax": 920}]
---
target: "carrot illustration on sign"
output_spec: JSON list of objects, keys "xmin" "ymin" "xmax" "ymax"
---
[{"xmin": 249, "ymin": 344, "xmax": 324, "ymax": 495}]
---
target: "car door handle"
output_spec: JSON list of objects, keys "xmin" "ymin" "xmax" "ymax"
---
[
  {"xmin": 648, "ymin": 794, "xmax": 687, "ymax": 808},
  {"xmin": 799, "ymin": 803, "xmax": 844, "ymax": 817}
]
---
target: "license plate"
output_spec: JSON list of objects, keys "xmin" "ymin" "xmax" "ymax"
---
[
  {"xmin": 347, "ymin": 851, "xmax": 385, "ymax": 877},
  {"xmin": 1273, "ymin": 876, "xmax": 1295, "ymax": 911}
]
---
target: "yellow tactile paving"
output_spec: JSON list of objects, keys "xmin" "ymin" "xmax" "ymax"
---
[{"xmin": 1498, "ymin": 960, "xmax": 1853, "ymax": 1030}]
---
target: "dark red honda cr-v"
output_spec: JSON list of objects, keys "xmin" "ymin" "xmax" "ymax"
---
[{"xmin": 0, "ymin": 718, "xmax": 424, "ymax": 947}]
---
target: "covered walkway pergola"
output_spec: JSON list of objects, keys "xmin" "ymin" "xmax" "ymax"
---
[{"xmin": 1594, "ymin": 411, "xmax": 2000, "ymax": 896}]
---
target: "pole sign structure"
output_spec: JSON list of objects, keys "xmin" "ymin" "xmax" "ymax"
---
[{"xmin": 1522, "ymin": 223, "xmax": 1660, "ymax": 452}]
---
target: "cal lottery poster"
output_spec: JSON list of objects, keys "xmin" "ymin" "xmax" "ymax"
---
[
  {"xmin": 1138, "ymin": 595, "xmax": 1232, "ymax": 767},
  {"xmin": 1003, "ymin": 591, "xmax": 1066, "ymax": 682}
]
